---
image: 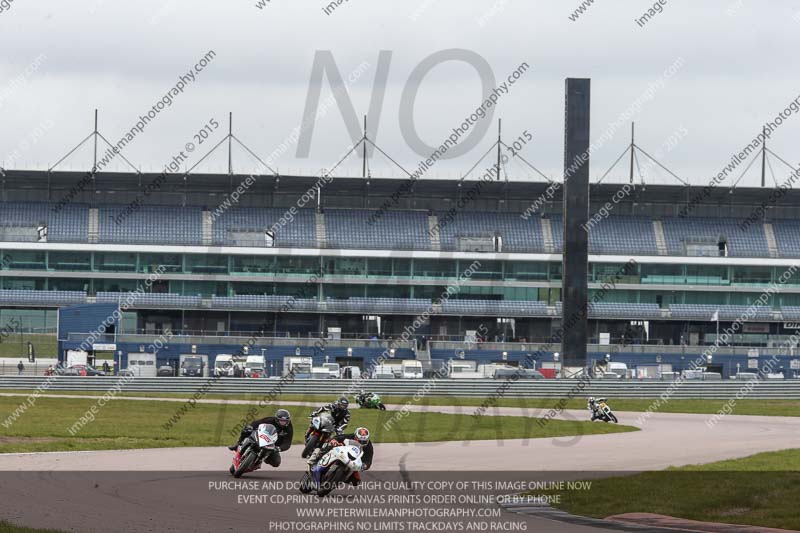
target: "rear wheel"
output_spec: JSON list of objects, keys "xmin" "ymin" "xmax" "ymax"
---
[
  {"xmin": 302, "ymin": 434, "xmax": 319, "ymax": 459},
  {"xmin": 233, "ymin": 449, "xmax": 256, "ymax": 478}
]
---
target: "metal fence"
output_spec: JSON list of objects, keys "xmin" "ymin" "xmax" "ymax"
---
[{"xmin": 2, "ymin": 376, "xmax": 800, "ymax": 399}]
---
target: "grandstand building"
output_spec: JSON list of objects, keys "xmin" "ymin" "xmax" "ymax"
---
[{"xmin": 2, "ymin": 168, "xmax": 800, "ymax": 377}]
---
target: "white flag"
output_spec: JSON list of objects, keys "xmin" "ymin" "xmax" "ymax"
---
[{"xmin": 711, "ymin": 309, "xmax": 719, "ymax": 322}]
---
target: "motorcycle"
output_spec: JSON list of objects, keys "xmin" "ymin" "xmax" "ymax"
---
[
  {"xmin": 355, "ymin": 392, "xmax": 386, "ymax": 410},
  {"xmin": 301, "ymin": 411, "xmax": 336, "ymax": 458},
  {"xmin": 229, "ymin": 423, "xmax": 279, "ymax": 478},
  {"xmin": 591, "ymin": 400, "xmax": 619, "ymax": 423},
  {"xmin": 299, "ymin": 442, "xmax": 363, "ymax": 497}
]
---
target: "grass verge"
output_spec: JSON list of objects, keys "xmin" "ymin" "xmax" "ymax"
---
[
  {"xmin": 537, "ymin": 449, "xmax": 800, "ymax": 531},
  {"xmin": 0, "ymin": 396, "xmax": 635, "ymax": 454},
  {"xmin": 1, "ymin": 389, "xmax": 799, "ymax": 417}
]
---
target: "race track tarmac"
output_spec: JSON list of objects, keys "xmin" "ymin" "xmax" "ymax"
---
[{"xmin": 1, "ymin": 400, "xmax": 798, "ymax": 532}]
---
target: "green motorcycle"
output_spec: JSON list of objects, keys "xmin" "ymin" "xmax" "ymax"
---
[{"xmin": 355, "ymin": 392, "xmax": 386, "ymax": 410}]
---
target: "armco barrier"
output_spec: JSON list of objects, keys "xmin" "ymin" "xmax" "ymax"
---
[{"xmin": 2, "ymin": 377, "xmax": 800, "ymax": 399}]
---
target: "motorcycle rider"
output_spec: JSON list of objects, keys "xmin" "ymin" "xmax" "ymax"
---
[
  {"xmin": 308, "ymin": 427, "xmax": 373, "ymax": 486},
  {"xmin": 309, "ymin": 396, "xmax": 351, "ymax": 435},
  {"xmin": 587, "ymin": 397, "xmax": 608, "ymax": 421},
  {"xmin": 228, "ymin": 409, "xmax": 293, "ymax": 467}
]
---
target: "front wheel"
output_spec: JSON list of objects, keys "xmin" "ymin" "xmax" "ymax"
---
[
  {"xmin": 609, "ymin": 413, "xmax": 618, "ymax": 424},
  {"xmin": 302, "ymin": 434, "xmax": 319, "ymax": 459},
  {"xmin": 379, "ymin": 403, "xmax": 386, "ymax": 410},
  {"xmin": 317, "ymin": 464, "xmax": 347, "ymax": 497},
  {"xmin": 233, "ymin": 449, "xmax": 257, "ymax": 478}
]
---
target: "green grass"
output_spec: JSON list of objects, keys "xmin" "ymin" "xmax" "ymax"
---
[
  {"xmin": 0, "ymin": 396, "xmax": 635, "ymax": 454},
  {"xmin": 2, "ymin": 389, "xmax": 799, "ymax": 417},
  {"xmin": 0, "ymin": 521, "xmax": 66, "ymax": 533},
  {"xmin": 537, "ymin": 449, "xmax": 800, "ymax": 531}
]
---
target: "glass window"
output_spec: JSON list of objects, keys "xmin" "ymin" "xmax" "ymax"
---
[
  {"xmin": 95, "ymin": 252, "xmax": 137, "ymax": 272},
  {"xmin": 4, "ymin": 251, "xmax": 46, "ymax": 270},
  {"xmin": 185, "ymin": 254, "xmax": 228, "ymax": 274},
  {"xmin": 505, "ymin": 262, "xmax": 548, "ymax": 281},
  {"xmin": 731, "ymin": 266, "xmax": 771, "ymax": 285},
  {"xmin": 232, "ymin": 255, "xmax": 274, "ymax": 275},
  {"xmin": 366, "ymin": 258, "xmax": 393, "ymax": 277},
  {"xmin": 465, "ymin": 260, "xmax": 502, "ymax": 280},
  {"xmin": 49, "ymin": 251, "xmax": 91, "ymax": 271},
  {"xmin": 139, "ymin": 253, "xmax": 182, "ymax": 273},
  {"xmin": 275, "ymin": 257, "xmax": 320, "ymax": 276},
  {"xmin": 413, "ymin": 259, "xmax": 457, "ymax": 279},
  {"xmin": 324, "ymin": 257, "xmax": 365, "ymax": 277}
]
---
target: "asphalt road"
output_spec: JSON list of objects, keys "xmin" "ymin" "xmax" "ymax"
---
[{"xmin": 1, "ymin": 401, "xmax": 798, "ymax": 532}]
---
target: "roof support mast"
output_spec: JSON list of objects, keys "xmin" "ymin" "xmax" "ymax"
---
[
  {"xmin": 362, "ymin": 115, "xmax": 367, "ymax": 178},
  {"xmin": 629, "ymin": 122, "xmax": 635, "ymax": 184},
  {"xmin": 497, "ymin": 118, "xmax": 502, "ymax": 181},
  {"xmin": 760, "ymin": 126, "xmax": 767, "ymax": 188}
]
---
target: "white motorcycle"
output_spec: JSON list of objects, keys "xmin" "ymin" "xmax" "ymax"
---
[
  {"xmin": 229, "ymin": 423, "xmax": 279, "ymax": 478},
  {"xmin": 300, "ymin": 441, "xmax": 363, "ymax": 497}
]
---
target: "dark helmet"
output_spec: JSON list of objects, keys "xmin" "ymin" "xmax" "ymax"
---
[
  {"xmin": 335, "ymin": 396, "xmax": 349, "ymax": 410},
  {"xmin": 275, "ymin": 409, "xmax": 291, "ymax": 427}
]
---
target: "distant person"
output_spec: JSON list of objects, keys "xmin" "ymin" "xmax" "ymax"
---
[
  {"xmin": 17, "ymin": 361, "xmax": 24, "ymax": 375},
  {"xmin": 102, "ymin": 361, "xmax": 110, "ymax": 374}
]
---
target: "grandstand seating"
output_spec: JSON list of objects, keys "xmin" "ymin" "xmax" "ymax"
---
[
  {"xmin": 325, "ymin": 209, "xmax": 430, "ymax": 250},
  {"xmin": 771, "ymin": 220, "xmax": 800, "ymax": 257},
  {"xmin": 0, "ymin": 202, "xmax": 88, "ymax": 242},
  {"xmin": 0, "ymin": 290, "xmax": 86, "ymax": 306},
  {"xmin": 2, "ymin": 202, "xmax": 799, "ymax": 259},
  {"xmin": 213, "ymin": 207, "xmax": 317, "ymax": 248},
  {"xmin": 98, "ymin": 206, "xmax": 203, "ymax": 245},
  {"xmin": 669, "ymin": 304, "xmax": 774, "ymax": 321},
  {"xmin": 436, "ymin": 211, "xmax": 545, "ymax": 252},
  {"xmin": 661, "ymin": 217, "xmax": 768, "ymax": 257},
  {"xmin": 548, "ymin": 215, "xmax": 658, "ymax": 255},
  {"xmin": 96, "ymin": 292, "xmax": 203, "ymax": 308}
]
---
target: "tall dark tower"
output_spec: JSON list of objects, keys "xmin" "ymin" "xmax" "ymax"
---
[{"xmin": 562, "ymin": 78, "xmax": 591, "ymax": 367}]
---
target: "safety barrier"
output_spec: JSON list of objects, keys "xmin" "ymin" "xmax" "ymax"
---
[{"xmin": 2, "ymin": 376, "xmax": 800, "ymax": 399}]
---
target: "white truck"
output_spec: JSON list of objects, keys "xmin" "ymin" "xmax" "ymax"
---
[
  {"xmin": 447, "ymin": 361, "xmax": 484, "ymax": 379},
  {"xmin": 283, "ymin": 356, "xmax": 313, "ymax": 378},
  {"xmin": 66, "ymin": 350, "xmax": 88, "ymax": 367},
  {"xmin": 322, "ymin": 362, "xmax": 341, "ymax": 378},
  {"xmin": 245, "ymin": 355, "xmax": 265, "ymax": 376},
  {"xmin": 401, "ymin": 360, "xmax": 423, "ymax": 379},
  {"xmin": 214, "ymin": 354, "xmax": 237, "ymax": 377}
]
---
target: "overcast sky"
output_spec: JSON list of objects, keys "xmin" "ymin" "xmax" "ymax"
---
[{"xmin": 0, "ymin": 0, "xmax": 798, "ymax": 187}]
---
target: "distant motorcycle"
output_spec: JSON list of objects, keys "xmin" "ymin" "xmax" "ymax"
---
[
  {"xmin": 591, "ymin": 400, "xmax": 619, "ymax": 423},
  {"xmin": 299, "ymin": 442, "xmax": 363, "ymax": 497},
  {"xmin": 355, "ymin": 392, "xmax": 386, "ymax": 410},
  {"xmin": 302, "ymin": 411, "xmax": 336, "ymax": 458},
  {"xmin": 229, "ymin": 423, "xmax": 279, "ymax": 478}
]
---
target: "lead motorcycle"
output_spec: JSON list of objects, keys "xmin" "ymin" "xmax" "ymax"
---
[
  {"xmin": 301, "ymin": 411, "xmax": 336, "ymax": 458},
  {"xmin": 590, "ymin": 399, "xmax": 619, "ymax": 423},
  {"xmin": 355, "ymin": 391, "xmax": 386, "ymax": 410},
  {"xmin": 299, "ymin": 441, "xmax": 363, "ymax": 497},
  {"xmin": 229, "ymin": 423, "xmax": 279, "ymax": 478}
]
